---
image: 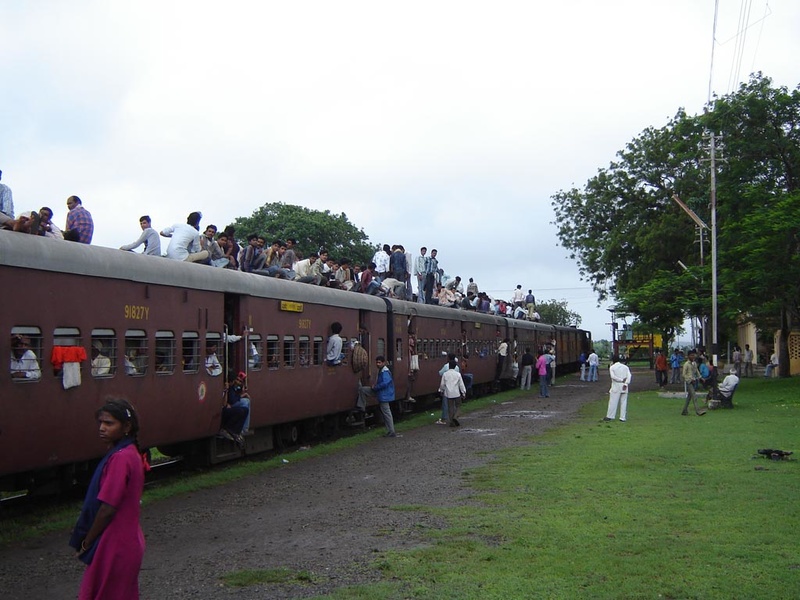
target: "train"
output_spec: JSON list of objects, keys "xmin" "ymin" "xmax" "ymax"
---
[{"xmin": 1, "ymin": 231, "xmax": 592, "ymax": 493}]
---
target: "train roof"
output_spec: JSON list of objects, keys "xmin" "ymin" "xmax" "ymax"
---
[{"xmin": 0, "ymin": 231, "xmax": 387, "ymax": 312}]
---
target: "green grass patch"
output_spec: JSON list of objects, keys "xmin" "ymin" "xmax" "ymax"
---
[
  {"xmin": 318, "ymin": 376, "xmax": 800, "ymax": 599},
  {"xmin": 220, "ymin": 566, "xmax": 314, "ymax": 587}
]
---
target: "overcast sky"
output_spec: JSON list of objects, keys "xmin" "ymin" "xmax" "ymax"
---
[{"xmin": 2, "ymin": 0, "xmax": 798, "ymax": 340}]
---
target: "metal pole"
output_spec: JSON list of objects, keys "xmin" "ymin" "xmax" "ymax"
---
[{"xmin": 710, "ymin": 132, "xmax": 719, "ymax": 367}]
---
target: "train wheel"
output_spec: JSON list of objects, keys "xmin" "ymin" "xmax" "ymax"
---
[{"xmin": 276, "ymin": 423, "xmax": 299, "ymax": 449}]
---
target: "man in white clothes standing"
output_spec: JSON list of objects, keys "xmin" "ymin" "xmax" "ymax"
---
[{"xmin": 604, "ymin": 355, "xmax": 632, "ymax": 422}]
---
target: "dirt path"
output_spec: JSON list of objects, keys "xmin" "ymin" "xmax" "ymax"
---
[{"xmin": 1, "ymin": 368, "xmax": 662, "ymax": 599}]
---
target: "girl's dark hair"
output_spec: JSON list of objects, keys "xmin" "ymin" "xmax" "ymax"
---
[{"xmin": 96, "ymin": 398, "xmax": 141, "ymax": 449}]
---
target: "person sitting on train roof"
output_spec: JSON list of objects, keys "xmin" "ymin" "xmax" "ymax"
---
[
  {"xmin": 239, "ymin": 234, "xmax": 266, "ymax": 272},
  {"xmin": 313, "ymin": 249, "xmax": 329, "ymax": 285},
  {"xmin": 199, "ymin": 224, "xmax": 229, "ymax": 267},
  {"xmin": 64, "ymin": 195, "xmax": 94, "ymax": 244},
  {"xmin": 10, "ymin": 335, "xmax": 41, "ymax": 380},
  {"xmin": 444, "ymin": 276, "xmax": 463, "ymax": 295},
  {"xmin": 120, "ymin": 215, "xmax": 161, "ymax": 256},
  {"xmin": 280, "ymin": 237, "xmax": 299, "ymax": 274},
  {"xmin": 380, "ymin": 277, "xmax": 407, "ymax": 299},
  {"xmin": 160, "ymin": 212, "xmax": 209, "ymax": 263},
  {"xmin": 91, "ymin": 342, "xmax": 112, "ymax": 377},
  {"xmin": 254, "ymin": 239, "xmax": 290, "ymax": 278},
  {"xmin": 205, "ymin": 343, "xmax": 222, "ymax": 377},
  {"xmin": 326, "ymin": 322, "xmax": 345, "ymax": 366},
  {"xmin": 335, "ymin": 258, "xmax": 354, "ymax": 290},
  {"xmin": 38, "ymin": 207, "xmax": 63, "ymax": 239},
  {"xmin": 214, "ymin": 231, "xmax": 238, "ymax": 269},
  {"xmin": 513, "ymin": 304, "xmax": 527, "ymax": 320},
  {"xmin": 294, "ymin": 252, "xmax": 321, "ymax": 284},
  {"xmin": 221, "ymin": 225, "xmax": 240, "ymax": 269},
  {"xmin": 220, "ymin": 371, "xmax": 250, "ymax": 443},
  {"xmin": 436, "ymin": 283, "xmax": 456, "ymax": 308},
  {"xmin": 358, "ymin": 262, "xmax": 381, "ymax": 295}
]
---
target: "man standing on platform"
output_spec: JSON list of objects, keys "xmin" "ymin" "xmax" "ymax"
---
[{"xmin": 604, "ymin": 355, "xmax": 631, "ymax": 422}]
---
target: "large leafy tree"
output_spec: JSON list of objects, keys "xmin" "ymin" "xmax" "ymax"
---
[
  {"xmin": 537, "ymin": 299, "xmax": 582, "ymax": 327},
  {"xmin": 552, "ymin": 74, "xmax": 800, "ymax": 374},
  {"xmin": 705, "ymin": 75, "xmax": 800, "ymax": 375},
  {"xmin": 230, "ymin": 203, "xmax": 376, "ymax": 265}
]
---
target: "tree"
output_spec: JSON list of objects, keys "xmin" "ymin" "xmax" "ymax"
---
[
  {"xmin": 230, "ymin": 203, "xmax": 376, "ymax": 266},
  {"xmin": 552, "ymin": 74, "xmax": 800, "ymax": 375},
  {"xmin": 704, "ymin": 75, "xmax": 800, "ymax": 376},
  {"xmin": 536, "ymin": 299, "xmax": 582, "ymax": 327}
]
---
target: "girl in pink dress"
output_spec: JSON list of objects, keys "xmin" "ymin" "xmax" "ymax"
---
[{"xmin": 70, "ymin": 399, "xmax": 147, "ymax": 600}]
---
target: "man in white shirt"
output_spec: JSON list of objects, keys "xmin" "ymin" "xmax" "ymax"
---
[
  {"xmin": 10, "ymin": 336, "xmax": 41, "ymax": 380},
  {"xmin": 91, "ymin": 342, "xmax": 112, "ymax": 377},
  {"xmin": 439, "ymin": 358, "xmax": 466, "ymax": 427},
  {"xmin": 588, "ymin": 349, "xmax": 599, "ymax": 382},
  {"xmin": 718, "ymin": 368, "xmax": 739, "ymax": 401},
  {"xmin": 604, "ymin": 355, "xmax": 632, "ymax": 422},
  {"xmin": 205, "ymin": 343, "xmax": 222, "ymax": 377},
  {"xmin": 414, "ymin": 247, "xmax": 429, "ymax": 304},
  {"xmin": 160, "ymin": 212, "xmax": 209, "ymax": 263},
  {"xmin": 121, "ymin": 215, "xmax": 161, "ymax": 256}
]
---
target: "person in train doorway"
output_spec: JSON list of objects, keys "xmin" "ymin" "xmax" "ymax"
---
[
  {"xmin": 373, "ymin": 356, "xmax": 396, "ymax": 437},
  {"xmin": 495, "ymin": 338, "xmax": 509, "ymax": 382},
  {"xmin": 358, "ymin": 356, "xmax": 397, "ymax": 437},
  {"xmin": 220, "ymin": 372, "xmax": 250, "ymax": 446},
  {"xmin": 326, "ymin": 322, "xmax": 345, "ymax": 366},
  {"xmin": 348, "ymin": 340, "xmax": 371, "ymax": 425}
]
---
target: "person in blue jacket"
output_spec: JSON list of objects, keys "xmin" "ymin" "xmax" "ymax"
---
[{"xmin": 373, "ymin": 355, "xmax": 396, "ymax": 437}]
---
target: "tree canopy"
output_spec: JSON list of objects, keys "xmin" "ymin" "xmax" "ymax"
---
[
  {"xmin": 537, "ymin": 299, "xmax": 582, "ymax": 327},
  {"xmin": 230, "ymin": 203, "xmax": 376, "ymax": 265},
  {"xmin": 551, "ymin": 74, "xmax": 800, "ymax": 374}
]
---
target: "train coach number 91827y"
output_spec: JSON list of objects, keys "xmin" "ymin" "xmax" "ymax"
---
[{"xmin": 124, "ymin": 305, "xmax": 150, "ymax": 320}]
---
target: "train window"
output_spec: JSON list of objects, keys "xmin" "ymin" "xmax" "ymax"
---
[
  {"xmin": 91, "ymin": 329, "xmax": 116, "ymax": 378},
  {"xmin": 124, "ymin": 330, "xmax": 148, "ymax": 376},
  {"xmin": 182, "ymin": 332, "xmax": 200, "ymax": 373},
  {"xmin": 249, "ymin": 334, "xmax": 263, "ymax": 371},
  {"xmin": 155, "ymin": 331, "xmax": 175, "ymax": 375},
  {"xmin": 283, "ymin": 335, "xmax": 296, "ymax": 368},
  {"xmin": 54, "ymin": 327, "xmax": 81, "ymax": 346},
  {"xmin": 395, "ymin": 337, "xmax": 403, "ymax": 361},
  {"xmin": 267, "ymin": 335, "xmax": 279, "ymax": 370},
  {"xmin": 299, "ymin": 336, "xmax": 310, "ymax": 367},
  {"xmin": 10, "ymin": 326, "xmax": 43, "ymax": 382},
  {"xmin": 205, "ymin": 332, "xmax": 222, "ymax": 376},
  {"xmin": 312, "ymin": 336, "xmax": 323, "ymax": 366},
  {"xmin": 377, "ymin": 338, "xmax": 385, "ymax": 359}
]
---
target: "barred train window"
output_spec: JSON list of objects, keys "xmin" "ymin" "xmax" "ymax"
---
[
  {"xmin": 155, "ymin": 331, "xmax": 175, "ymax": 375},
  {"xmin": 91, "ymin": 328, "xmax": 117, "ymax": 378},
  {"xmin": 313, "ymin": 336, "xmax": 323, "ymax": 366},
  {"xmin": 54, "ymin": 327, "xmax": 82, "ymax": 378},
  {"xmin": 10, "ymin": 326, "xmax": 43, "ymax": 382},
  {"xmin": 284, "ymin": 335, "xmax": 296, "ymax": 368},
  {"xmin": 125, "ymin": 330, "xmax": 148, "ymax": 376},
  {"xmin": 299, "ymin": 336, "xmax": 310, "ymax": 367},
  {"xmin": 249, "ymin": 334, "xmax": 263, "ymax": 371},
  {"xmin": 206, "ymin": 332, "xmax": 222, "ymax": 376},
  {"xmin": 267, "ymin": 335, "xmax": 279, "ymax": 370},
  {"xmin": 182, "ymin": 332, "xmax": 200, "ymax": 374}
]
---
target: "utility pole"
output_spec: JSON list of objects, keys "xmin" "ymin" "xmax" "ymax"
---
[{"xmin": 709, "ymin": 132, "xmax": 719, "ymax": 368}]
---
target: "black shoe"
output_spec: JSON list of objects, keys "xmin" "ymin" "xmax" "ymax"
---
[
  {"xmin": 681, "ymin": 411, "xmax": 689, "ymax": 416},
  {"xmin": 452, "ymin": 418, "xmax": 460, "ymax": 427},
  {"xmin": 602, "ymin": 417, "xmax": 613, "ymax": 422}
]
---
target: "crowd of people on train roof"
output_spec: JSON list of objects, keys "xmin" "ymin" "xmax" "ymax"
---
[{"xmin": 0, "ymin": 176, "xmax": 541, "ymax": 319}]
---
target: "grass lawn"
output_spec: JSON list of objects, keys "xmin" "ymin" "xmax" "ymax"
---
[{"xmin": 320, "ymin": 376, "xmax": 800, "ymax": 599}]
